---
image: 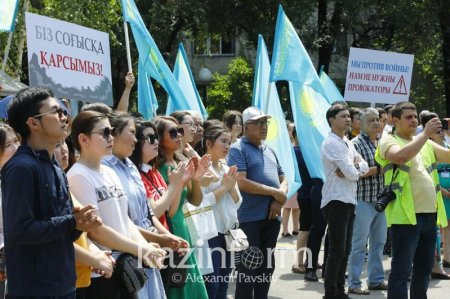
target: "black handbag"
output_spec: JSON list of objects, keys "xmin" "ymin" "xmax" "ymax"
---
[{"xmin": 112, "ymin": 253, "xmax": 148, "ymax": 294}]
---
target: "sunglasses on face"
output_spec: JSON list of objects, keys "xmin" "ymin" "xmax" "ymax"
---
[
  {"xmin": 33, "ymin": 107, "xmax": 68, "ymax": 118},
  {"xmin": 168, "ymin": 127, "xmax": 184, "ymax": 139},
  {"xmin": 92, "ymin": 127, "xmax": 117, "ymax": 140},
  {"xmin": 143, "ymin": 134, "xmax": 159, "ymax": 145}
]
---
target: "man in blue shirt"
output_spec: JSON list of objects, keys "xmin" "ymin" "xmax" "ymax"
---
[
  {"xmin": 228, "ymin": 106, "xmax": 288, "ymax": 299},
  {"xmin": 2, "ymin": 87, "xmax": 100, "ymax": 298}
]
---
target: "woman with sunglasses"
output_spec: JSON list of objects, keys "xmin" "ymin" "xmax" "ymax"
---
[
  {"xmin": 154, "ymin": 116, "xmax": 210, "ymax": 299},
  {"xmin": 67, "ymin": 111, "xmax": 165, "ymax": 299},
  {"xmin": 103, "ymin": 112, "xmax": 194, "ymax": 298},
  {"xmin": 197, "ymin": 122, "xmax": 242, "ymax": 299},
  {"xmin": 54, "ymin": 139, "xmax": 114, "ymax": 298},
  {"xmin": 0, "ymin": 124, "xmax": 20, "ymax": 298},
  {"xmin": 129, "ymin": 121, "xmax": 190, "ymax": 230}
]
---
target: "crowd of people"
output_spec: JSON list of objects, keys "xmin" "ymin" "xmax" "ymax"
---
[{"xmin": 0, "ymin": 73, "xmax": 450, "ymax": 299}]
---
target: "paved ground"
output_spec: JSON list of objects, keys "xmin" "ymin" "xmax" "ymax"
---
[{"xmin": 226, "ymin": 234, "xmax": 450, "ymax": 298}]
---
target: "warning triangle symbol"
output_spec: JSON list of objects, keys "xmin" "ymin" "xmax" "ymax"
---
[{"xmin": 393, "ymin": 75, "xmax": 408, "ymax": 95}]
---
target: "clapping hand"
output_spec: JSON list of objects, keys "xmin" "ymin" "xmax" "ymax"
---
[
  {"xmin": 222, "ymin": 166, "xmax": 238, "ymax": 190},
  {"xmin": 191, "ymin": 155, "xmax": 211, "ymax": 181}
]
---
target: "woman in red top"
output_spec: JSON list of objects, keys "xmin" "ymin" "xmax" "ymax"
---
[{"xmin": 130, "ymin": 120, "xmax": 191, "ymax": 229}]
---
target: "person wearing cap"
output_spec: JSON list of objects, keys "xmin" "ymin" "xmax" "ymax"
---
[{"xmin": 228, "ymin": 106, "xmax": 288, "ymax": 299}]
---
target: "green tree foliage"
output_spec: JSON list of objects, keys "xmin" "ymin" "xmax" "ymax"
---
[{"xmin": 207, "ymin": 57, "xmax": 253, "ymax": 119}]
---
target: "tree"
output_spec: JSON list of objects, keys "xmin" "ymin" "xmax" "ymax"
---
[
  {"xmin": 440, "ymin": 0, "xmax": 450, "ymax": 115},
  {"xmin": 207, "ymin": 57, "xmax": 253, "ymax": 119}
]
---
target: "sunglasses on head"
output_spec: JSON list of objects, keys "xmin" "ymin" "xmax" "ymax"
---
[
  {"xmin": 143, "ymin": 134, "xmax": 159, "ymax": 145},
  {"xmin": 168, "ymin": 127, "xmax": 184, "ymax": 139}
]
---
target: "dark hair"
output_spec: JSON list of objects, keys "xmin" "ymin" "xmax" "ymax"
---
[
  {"xmin": 348, "ymin": 107, "xmax": 361, "ymax": 122},
  {"xmin": 81, "ymin": 102, "xmax": 113, "ymax": 114},
  {"xmin": 384, "ymin": 104, "xmax": 394, "ymax": 114},
  {"xmin": 326, "ymin": 103, "xmax": 348, "ymax": 126},
  {"xmin": 376, "ymin": 108, "xmax": 387, "ymax": 117},
  {"xmin": 0, "ymin": 123, "xmax": 17, "ymax": 158},
  {"xmin": 71, "ymin": 111, "xmax": 109, "ymax": 152},
  {"xmin": 154, "ymin": 116, "xmax": 183, "ymax": 167},
  {"xmin": 7, "ymin": 86, "xmax": 53, "ymax": 142},
  {"xmin": 222, "ymin": 110, "xmax": 242, "ymax": 131},
  {"xmin": 130, "ymin": 121, "xmax": 158, "ymax": 170},
  {"xmin": 421, "ymin": 112, "xmax": 439, "ymax": 128},
  {"xmin": 198, "ymin": 121, "xmax": 229, "ymax": 156},
  {"xmin": 391, "ymin": 102, "xmax": 416, "ymax": 120},
  {"xmin": 64, "ymin": 135, "xmax": 77, "ymax": 172},
  {"xmin": 170, "ymin": 111, "xmax": 192, "ymax": 125},
  {"xmin": 107, "ymin": 111, "xmax": 135, "ymax": 136}
]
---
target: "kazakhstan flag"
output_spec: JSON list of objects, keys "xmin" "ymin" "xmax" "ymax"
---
[
  {"xmin": 319, "ymin": 67, "xmax": 344, "ymax": 104},
  {"xmin": 138, "ymin": 59, "xmax": 159, "ymax": 120},
  {"xmin": 166, "ymin": 43, "xmax": 208, "ymax": 119},
  {"xmin": 121, "ymin": 0, "xmax": 188, "ymax": 111},
  {"xmin": 270, "ymin": 5, "xmax": 331, "ymax": 180},
  {"xmin": 252, "ymin": 35, "xmax": 301, "ymax": 198}
]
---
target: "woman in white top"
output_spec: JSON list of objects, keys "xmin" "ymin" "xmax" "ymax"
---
[
  {"xmin": 198, "ymin": 121, "xmax": 242, "ymax": 299},
  {"xmin": 67, "ymin": 111, "xmax": 164, "ymax": 299},
  {"xmin": 0, "ymin": 124, "xmax": 20, "ymax": 299}
]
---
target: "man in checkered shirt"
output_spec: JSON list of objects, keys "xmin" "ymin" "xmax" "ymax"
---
[{"xmin": 347, "ymin": 108, "xmax": 388, "ymax": 295}]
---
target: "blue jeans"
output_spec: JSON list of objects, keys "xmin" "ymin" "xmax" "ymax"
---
[
  {"xmin": 235, "ymin": 219, "xmax": 280, "ymax": 299},
  {"xmin": 388, "ymin": 213, "xmax": 437, "ymax": 299},
  {"xmin": 204, "ymin": 234, "xmax": 232, "ymax": 299},
  {"xmin": 348, "ymin": 201, "xmax": 387, "ymax": 288}
]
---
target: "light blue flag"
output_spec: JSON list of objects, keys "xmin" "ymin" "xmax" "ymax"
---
[
  {"xmin": 289, "ymin": 82, "xmax": 330, "ymax": 180},
  {"xmin": 121, "ymin": 0, "xmax": 189, "ymax": 111},
  {"xmin": 166, "ymin": 43, "xmax": 208, "ymax": 119},
  {"xmin": 270, "ymin": 5, "xmax": 331, "ymax": 179},
  {"xmin": 252, "ymin": 35, "xmax": 301, "ymax": 198},
  {"xmin": 138, "ymin": 59, "xmax": 159, "ymax": 120},
  {"xmin": 319, "ymin": 67, "xmax": 344, "ymax": 104},
  {"xmin": 270, "ymin": 5, "xmax": 328, "ymax": 101},
  {"xmin": 0, "ymin": 0, "xmax": 19, "ymax": 32}
]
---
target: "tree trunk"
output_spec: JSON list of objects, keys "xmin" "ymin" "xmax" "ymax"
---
[
  {"xmin": 14, "ymin": 0, "xmax": 30, "ymax": 80},
  {"xmin": 440, "ymin": 0, "xmax": 450, "ymax": 116},
  {"xmin": 317, "ymin": 0, "xmax": 344, "ymax": 74}
]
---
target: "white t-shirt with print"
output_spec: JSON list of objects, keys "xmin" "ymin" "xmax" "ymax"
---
[{"xmin": 67, "ymin": 163, "xmax": 130, "ymax": 249}]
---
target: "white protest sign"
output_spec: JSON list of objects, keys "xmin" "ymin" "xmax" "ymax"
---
[
  {"xmin": 25, "ymin": 12, "xmax": 113, "ymax": 104},
  {"xmin": 344, "ymin": 47, "xmax": 414, "ymax": 104}
]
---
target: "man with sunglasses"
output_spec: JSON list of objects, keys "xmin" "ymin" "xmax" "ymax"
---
[
  {"xmin": 2, "ymin": 87, "xmax": 100, "ymax": 298},
  {"xmin": 228, "ymin": 106, "xmax": 288, "ymax": 299}
]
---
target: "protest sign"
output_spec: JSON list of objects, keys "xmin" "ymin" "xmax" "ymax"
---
[
  {"xmin": 25, "ymin": 12, "xmax": 113, "ymax": 104},
  {"xmin": 344, "ymin": 47, "xmax": 414, "ymax": 105}
]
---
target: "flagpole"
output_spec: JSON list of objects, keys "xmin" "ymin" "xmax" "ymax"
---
[
  {"xmin": 264, "ymin": 83, "xmax": 272, "ymax": 114},
  {"xmin": 1, "ymin": 32, "xmax": 14, "ymax": 76},
  {"xmin": 123, "ymin": 21, "xmax": 132, "ymax": 72}
]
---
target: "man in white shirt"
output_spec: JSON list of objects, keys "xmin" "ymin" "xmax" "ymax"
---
[{"xmin": 321, "ymin": 104, "xmax": 369, "ymax": 299}]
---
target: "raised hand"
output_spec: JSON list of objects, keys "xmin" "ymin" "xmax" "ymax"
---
[
  {"xmin": 199, "ymin": 171, "xmax": 219, "ymax": 187},
  {"xmin": 222, "ymin": 166, "xmax": 238, "ymax": 190},
  {"xmin": 124, "ymin": 72, "xmax": 135, "ymax": 89},
  {"xmin": 192, "ymin": 154, "xmax": 211, "ymax": 180}
]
